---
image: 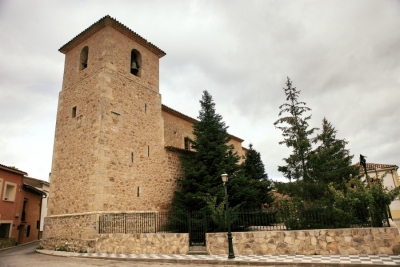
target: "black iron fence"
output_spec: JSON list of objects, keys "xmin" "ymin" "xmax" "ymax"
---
[
  {"xmin": 98, "ymin": 204, "xmax": 389, "ymax": 235},
  {"xmin": 98, "ymin": 212, "xmax": 187, "ymax": 234}
]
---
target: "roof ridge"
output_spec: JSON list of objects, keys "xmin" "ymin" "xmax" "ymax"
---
[{"xmin": 59, "ymin": 15, "xmax": 166, "ymax": 57}]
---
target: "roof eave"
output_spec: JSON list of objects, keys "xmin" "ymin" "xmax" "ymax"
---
[{"xmin": 59, "ymin": 15, "xmax": 166, "ymax": 58}]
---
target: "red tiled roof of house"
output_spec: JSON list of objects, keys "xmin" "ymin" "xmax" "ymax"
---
[
  {"xmin": 0, "ymin": 163, "xmax": 27, "ymax": 175},
  {"xmin": 59, "ymin": 15, "xmax": 166, "ymax": 58}
]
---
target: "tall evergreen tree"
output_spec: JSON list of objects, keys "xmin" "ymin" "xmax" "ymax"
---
[
  {"xmin": 309, "ymin": 117, "xmax": 358, "ymax": 188},
  {"xmin": 238, "ymin": 144, "xmax": 274, "ymax": 208},
  {"xmin": 274, "ymin": 77, "xmax": 318, "ymax": 182},
  {"xmin": 172, "ymin": 91, "xmax": 240, "ymax": 211}
]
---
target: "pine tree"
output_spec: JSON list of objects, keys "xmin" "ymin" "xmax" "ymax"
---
[
  {"xmin": 309, "ymin": 118, "xmax": 358, "ymax": 189},
  {"xmin": 172, "ymin": 91, "xmax": 240, "ymax": 211},
  {"xmin": 274, "ymin": 77, "xmax": 318, "ymax": 182},
  {"xmin": 238, "ymin": 144, "xmax": 274, "ymax": 209}
]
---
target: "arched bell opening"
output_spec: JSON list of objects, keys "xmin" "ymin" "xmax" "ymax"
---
[
  {"xmin": 80, "ymin": 46, "xmax": 89, "ymax": 70},
  {"xmin": 130, "ymin": 49, "xmax": 142, "ymax": 77}
]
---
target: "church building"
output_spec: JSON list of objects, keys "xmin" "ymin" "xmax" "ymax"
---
[{"xmin": 42, "ymin": 15, "xmax": 246, "ymax": 250}]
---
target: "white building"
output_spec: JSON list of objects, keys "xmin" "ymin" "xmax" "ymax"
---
[{"xmin": 358, "ymin": 163, "xmax": 400, "ymax": 219}]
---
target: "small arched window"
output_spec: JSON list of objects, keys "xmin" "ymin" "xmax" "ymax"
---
[
  {"xmin": 130, "ymin": 49, "xmax": 142, "ymax": 77},
  {"xmin": 80, "ymin": 46, "xmax": 89, "ymax": 70}
]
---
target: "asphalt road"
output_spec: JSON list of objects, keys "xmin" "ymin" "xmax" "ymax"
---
[{"xmin": 0, "ymin": 241, "xmax": 289, "ymax": 267}]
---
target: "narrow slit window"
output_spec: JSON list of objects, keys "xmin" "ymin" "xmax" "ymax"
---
[
  {"xmin": 144, "ymin": 103, "xmax": 147, "ymax": 113},
  {"xmin": 80, "ymin": 46, "xmax": 89, "ymax": 70},
  {"xmin": 72, "ymin": 106, "xmax": 77, "ymax": 118},
  {"xmin": 147, "ymin": 146, "xmax": 150, "ymax": 157},
  {"xmin": 131, "ymin": 152, "xmax": 134, "ymax": 163},
  {"xmin": 137, "ymin": 187, "xmax": 140, "ymax": 197}
]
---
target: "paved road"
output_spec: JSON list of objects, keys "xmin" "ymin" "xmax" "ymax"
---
[{"xmin": 0, "ymin": 242, "xmax": 290, "ymax": 267}]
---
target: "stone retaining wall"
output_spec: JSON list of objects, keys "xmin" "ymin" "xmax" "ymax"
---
[
  {"xmin": 96, "ymin": 233, "xmax": 189, "ymax": 254},
  {"xmin": 41, "ymin": 213, "xmax": 188, "ymax": 254},
  {"xmin": 0, "ymin": 237, "xmax": 16, "ymax": 249},
  {"xmin": 207, "ymin": 227, "xmax": 400, "ymax": 255}
]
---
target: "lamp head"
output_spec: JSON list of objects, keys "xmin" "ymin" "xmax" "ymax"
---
[{"xmin": 221, "ymin": 173, "xmax": 228, "ymax": 183}]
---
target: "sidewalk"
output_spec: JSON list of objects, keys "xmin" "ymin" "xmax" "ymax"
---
[{"xmin": 36, "ymin": 249, "xmax": 400, "ymax": 266}]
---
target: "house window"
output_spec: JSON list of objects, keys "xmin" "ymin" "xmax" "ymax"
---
[
  {"xmin": 3, "ymin": 182, "xmax": 16, "ymax": 201},
  {"xmin": 184, "ymin": 137, "xmax": 190, "ymax": 150},
  {"xmin": 0, "ymin": 223, "xmax": 11, "ymax": 238},
  {"xmin": 21, "ymin": 198, "xmax": 28, "ymax": 222},
  {"xmin": 130, "ymin": 49, "xmax": 142, "ymax": 77},
  {"xmin": 80, "ymin": 46, "xmax": 89, "ymax": 70},
  {"xmin": 72, "ymin": 106, "xmax": 77, "ymax": 118},
  {"xmin": 0, "ymin": 178, "xmax": 3, "ymax": 196},
  {"xmin": 26, "ymin": 225, "xmax": 30, "ymax": 237}
]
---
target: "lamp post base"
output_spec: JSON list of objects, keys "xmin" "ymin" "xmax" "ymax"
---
[{"xmin": 228, "ymin": 232, "xmax": 235, "ymax": 259}]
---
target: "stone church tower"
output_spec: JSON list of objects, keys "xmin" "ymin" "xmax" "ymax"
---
[
  {"xmin": 47, "ymin": 15, "xmax": 170, "ymax": 217},
  {"xmin": 42, "ymin": 16, "xmax": 246, "ymax": 251}
]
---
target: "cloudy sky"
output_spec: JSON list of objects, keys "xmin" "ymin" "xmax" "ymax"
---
[{"xmin": 0, "ymin": 0, "xmax": 399, "ymax": 182}]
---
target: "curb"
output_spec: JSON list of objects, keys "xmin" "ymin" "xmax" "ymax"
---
[{"xmin": 35, "ymin": 249, "xmax": 395, "ymax": 266}]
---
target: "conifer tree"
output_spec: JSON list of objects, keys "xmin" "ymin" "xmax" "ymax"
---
[
  {"xmin": 309, "ymin": 118, "xmax": 358, "ymax": 188},
  {"xmin": 172, "ymin": 91, "xmax": 240, "ymax": 211},
  {"xmin": 237, "ymin": 144, "xmax": 274, "ymax": 208},
  {"xmin": 274, "ymin": 77, "xmax": 318, "ymax": 182}
]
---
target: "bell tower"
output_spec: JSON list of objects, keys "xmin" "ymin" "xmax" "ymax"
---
[{"xmin": 47, "ymin": 15, "xmax": 167, "ymax": 218}]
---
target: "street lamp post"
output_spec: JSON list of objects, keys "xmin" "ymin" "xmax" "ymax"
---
[{"xmin": 221, "ymin": 173, "xmax": 235, "ymax": 259}]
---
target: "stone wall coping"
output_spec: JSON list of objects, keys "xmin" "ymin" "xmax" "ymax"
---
[
  {"xmin": 207, "ymin": 226, "xmax": 399, "ymax": 235},
  {"xmin": 47, "ymin": 210, "xmax": 162, "ymax": 218}
]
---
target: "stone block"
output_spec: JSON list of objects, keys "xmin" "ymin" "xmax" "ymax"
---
[{"xmin": 311, "ymin": 237, "xmax": 317, "ymax": 246}]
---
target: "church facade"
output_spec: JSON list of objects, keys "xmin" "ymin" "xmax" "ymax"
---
[{"xmin": 42, "ymin": 16, "xmax": 246, "ymax": 250}]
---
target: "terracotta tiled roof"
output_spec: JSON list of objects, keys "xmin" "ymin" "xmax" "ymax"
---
[
  {"xmin": 355, "ymin": 162, "xmax": 398, "ymax": 171},
  {"xmin": 24, "ymin": 176, "xmax": 50, "ymax": 186},
  {"xmin": 161, "ymin": 104, "xmax": 244, "ymax": 143},
  {"xmin": 59, "ymin": 15, "xmax": 166, "ymax": 58},
  {"xmin": 165, "ymin": 146, "xmax": 195, "ymax": 154},
  {"xmin": 0, "ymin": 163, "xmax": 27, "ymax": 175}
]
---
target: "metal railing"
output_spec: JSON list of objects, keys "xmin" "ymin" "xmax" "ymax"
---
[{"xmin": 98, "ymin": 204, "xmax": 387, "ymax": 234}]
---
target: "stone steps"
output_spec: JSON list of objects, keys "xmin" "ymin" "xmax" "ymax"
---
[{"xmin": 188, "ymin": 246, "xmax": 208, "ymax": 255}]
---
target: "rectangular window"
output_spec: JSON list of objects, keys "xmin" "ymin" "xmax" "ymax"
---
[
  {"xmin": 147, "ymin": 146, "xmax": 150, "ymax": 157},
  {"xmin": 26, "ymin": 225, "xmax": 30, "ymax": 237},
  {"xmin": 137, "ymin": 186, "xmax": 140, "ymax": 197},
  {"xmin": 3, "ymin": 182, "xmax": 17, "ymax": 201},
  {"xmin": 0, "ymin": 223, "xmax": 11, "ymax": 238},
  {"xmin": 72, "ymin": 106, "xmax": 77, "ymax": 118},
  {"xmin": 184, "ymin": 137, "xmax": 190, "ymax": 150},
  {"xmin": 0, "ymin": 178, "xmax": 3, "ymax": 198},
  {"xmin": 21, "ymin": 198, "xmax": 28, "ymax": 222}
]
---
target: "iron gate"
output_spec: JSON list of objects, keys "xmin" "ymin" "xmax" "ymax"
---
[{"xmin": 188, "ymin": 210, "xmax": 207, "ymax": 246}]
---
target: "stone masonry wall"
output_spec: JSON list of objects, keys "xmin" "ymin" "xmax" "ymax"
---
[
  {"xmin": 41, "ymin": 213, "xmax": 188, "ymax": 254},
  {"xmin": 41, "ymin": 213, "xmax": 98, "ymax": 252},
  {"xmin": 95, "ymin": 233, "xmax": 189, "ymax": 254},
  {"xmin": 0, "ymin": 237, "xmax": 16, "ymax": 249},
  {"xmin": 207, "ymin": 228, "xmax": 400, "ymax": 255}
]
